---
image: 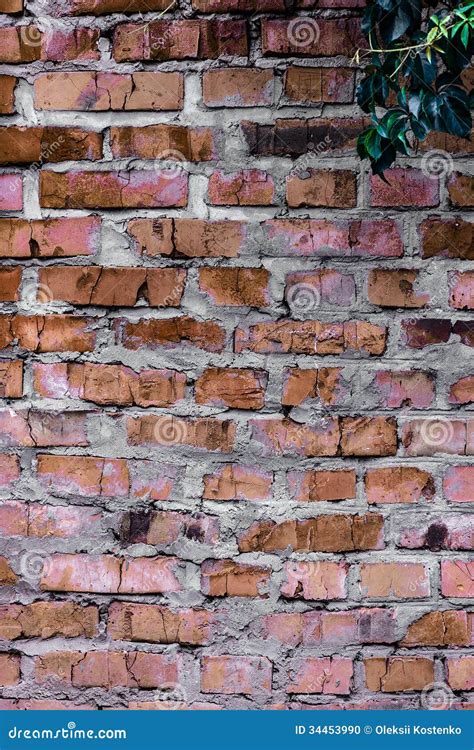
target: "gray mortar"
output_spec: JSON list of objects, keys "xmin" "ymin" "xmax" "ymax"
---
[{"xmin": 0, "ymin": 0, "xmax": 473, "ymax": 710}]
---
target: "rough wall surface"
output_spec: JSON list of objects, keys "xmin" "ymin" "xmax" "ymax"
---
[{"xmin": 0, "ymin": 0, "xmax": 473, "ymax": 712}]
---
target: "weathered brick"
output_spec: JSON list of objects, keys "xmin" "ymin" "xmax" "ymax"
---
[
  {"xmin": 35, "ymin": 72, "xmax": 184, "ymax": 111},
  {"xmin": 449, "ymin": 271, "xmax": 474, "ymax": 310},
  {"xmin": 0, "ymin": 267, "xmax": 21, "ymax": 301},
  {"xmin": 127, "ymin": 416, "xmax": 236, "ymax": 453},
  {"xmin": 365, "ymin": 657, "xmax": 434, "ymax": 692},
  {"xmin": 195, "ymin": 368, "xmax": 267, "ymax": 409},
  {"xmin": 282, "ymin": 368, "xmax": 347, "ymax": 407},
  {"xmin": 402, "ymin": 611, "xmax": 469, "ymax": 647},
  {"xmin": 287, "ymin": 469, "xmax": 356, "ymax": 502},
  {"xmin": 0, "ymin": 217, "xmax": 100, "ymax": 258},
  {"xmin": 242, "ymin": 118, "xmax": 367, "ymax": 156},
  {"xmin": 116, "ymin": 317, "xmax": 226, "ymax": 353},
  {"xmin": 40, "ymin": 170, "xmax": 188, "ymax": 209},
  {"xmin": 0, "ymin": 602, "xmax": 98, "ymax": 640},
  {"xmin": 0, "ymin": 315, "xmax": 96, "ymax": 352},
  {"xmin": 0, "ymin": 76, "xmax": 16, "ymax": 113},
  {"xmin": 441, "ymin": 560, "xmax": 474, "ymax": 597},
  {"xmin": 0, "ymin": 175, "xmax": 22, "ymax": 210},
  {"xmin": 447, "ymin": 172, "xmax": 474, "ymax": 207},
  {"xmin": 370, "ymin": 370, "xmax": 435, "ymax": 408},
  {"xmin": 199, "ymin": 268, "xmax": 270, "ymax": 307},
  {"xmin": 281, "ymin": 561, "xmax": 347, "ymax": 600},
  {"xmin": 128, "ymin": 219, "xmax": 246, "ymax": 258},
  {"xmin": 365, "ymin": 467, "xmax": 434, "ymax": 505},
  {"xmin": 0, "ymin": 654, "xmax": 20, "ymax": 686},
  {"xmin": 368, "ymin": 269, "xmax": 429, "ymax": 308},
  {"xmin": 208, "ymin": 170, "xmax": 275, "ymax": 205},
  {"xmin": 284, "ymin": 66, "xmax": 354, "ymax": 103},
  {"xmin": 287, "ymin": 658, "xmax": 353, "ymax": 694},
  {"xmin": 113, "ymin": 20, "xmax": 248, "ymax": 62},
  {"xmin": 38, "ymin": 267, "xmax": 186, "ymax": 307},
  {"xmin": 447, "ymin": 657, "xmax": 474, "ymax": 690},
  {"xmin": 108, "ymin": 602, "xmax": 213, "ymax": 645},
  {"xmin": 360, "ymin": 562, "xmax": 430, "ymax": 598},
  {"xmin": 0, "ymin": 127, "xmax": 102, "ymax": 164},
  {"xmin": 370, "ymin": 169, "xmax": 439, "ymax": 208},
  {"xmin": 286, "ymin": 170, "xmax": 357, "ymax": 208},
  {"xmin": 443, "ymin": 466, "xmax": 474, "ymax": 503},
  {"xmin": 261, "ymin": 18, "xmax": 363, "ymax": 56},
  {"xmin": 202, "ymin": 465, "xmax": 273, "ymax": 501},
  {"xmin": 201, "ymin": 559, "xmax": 270, "ymax": 597},
  {"xmin": 203, "ymin": 69, "xmax": 274, "ymax": 107},
  {"xmin": 449, "ymin": 375, "xmax": 474, "ymax": 405},
  {"xmin": 420, "ymin": 217, "xmax": 473, "ymax": 260},
  {"xmin": 201, "ymin": 656, "xmax": 272, "ymax": 695}
]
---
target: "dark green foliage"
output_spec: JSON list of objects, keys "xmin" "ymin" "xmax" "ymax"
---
[{"xmin": 356, "ymin": 0, "xmax": 473, "ymax": 175}]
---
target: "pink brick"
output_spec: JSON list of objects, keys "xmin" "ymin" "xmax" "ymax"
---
[
  {"xmin": 449, "ymin": 271, "xmax": 474, "ymax": 309},
  {"xmin": 0, "ymin": 455, "xmax": 20, "ymax": 488},
  {"xmin": 443, "ymin": 467, "xmax": 474, "ymax": 503},
  {"xmin": 441, "ymin": 561, "xmax": 474, "ymax": 598},
  {"xmin": 370, "ymin": 169, "xmax": 439, "ymax": 208},
  {"xmin": 281, "ymin": 561, "xmax": 347, "ymax": 600},
  {"xmin": 447, "ymin": 657, "xmax": 474, "ymax": 690},
  {"xmin": 0, "ymin": 174, "xmax": 22, "ymax": 210},
  {"xmin": 201, "ymin": 656, "xmax": 272, "ymax": 695},
  {"xmin": 287, "ymin": 657, "xmax": 353, "ymax": 694}
]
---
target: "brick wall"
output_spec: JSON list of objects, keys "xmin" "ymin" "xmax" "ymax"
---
[{"xmin": 0, "ymin": 0, "xmax": 473, "ymax": 711}]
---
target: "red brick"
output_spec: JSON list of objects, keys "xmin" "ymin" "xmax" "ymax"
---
[
  {"xmin": 360, "ymin": 562, "xmax": 430, "ymax": 598},
  {"xmin": 121, "ymin": 510, "xmax": 218, "ymax": 546},
  {"xmin": 443, "ymin": 466, "xmax": 474, "ymax": 503},
  {"xmin": 261, "ymin": 18, "xmax": 363, "ymax": 56},
  {"xmin": 401, "ymin": 318, "xmax": 451, "ymax": 348},
  {"xmin": 36, "ymin": 651, "xmax": 177, "ymax": 689},
  {"xmin": 0, "ymin": 602, "xmax": 98, "ymax": 640},
  {"xmin": 201, "ymin": 559, "xmax": 270, "ymax": 597},
  {"xmin": 0, "ymin": 0, "xmax": 22, "ymax": 12},
  {"xmin": 0, "ymin": 75, "xmax": 17, "ymax": 113},
  {"xmin": 37, "ymin": 454, "xmax": 176, "ymax": 500},
  {"xmin": 235, "ymin": 320, "xmax": 386, "ymax": 355},
  {"xmin": 251, "ymin": 416, "xmax": 340, "ymax": 457},
  {"xmin": 243, "ymin": 118, "xmax": 367, "ymax": 156},
  {"xmin": 284, "ymin": 66, "xmax": 354, "ymax": 103},
  {"xmin": 281, "ymin": 367, "xmax": 346, "ymax": 407},
  {"xmin": 0, "ymin": 315, "xmax": 96, "ymax": 352},
  {"xmin": 127, "ymin": 416, "xmax": 235, "ymax": 453},
  {"xmin": 448, "ymin": 172, "xmax": 474, "ymax": 207},
  {"xmin": 365, "ymin": 657, "xmax": 434, "ymax": 691},
  {"xmin": 287, "ymin": 170, "xmax": 357, "ymax": 208},
  {"xmin": 110, "ymin": 125, "xmax": 217, "ymax": 161},
  {"xmin": 34, "ymin": 362, "xmax": 186, "ymax": 407},
  {"xmin": 38, "ymin": 267, "xmax": 185, "ymax": 307},
  {"xmin": 365, "ymin": 467, "xmax": 434, "ymax": 505},
  {"xmin": 0, "ymin": 267, "xmax": 21, "ymax": 301},
  {"xmin": 0, "ymin": 217, "xmax": 100, "ymax": 258},
  {"xmin": 128, "ymin": 218, "xmax": 246, "ymax": 258},
  {"xmin": 60, "ymin": 0, "xmax": 172, "ymax": 12},
  {"xmin": 238, "ymin": 514, "xmax": 384, "ymax": 553},
  {"xmin": 203, "ymin": 69, "xmax": 274, "ymax": 107},
  {"xmin": 108, "ymin": 602, "xmax": 213, "ymax": 645},
  {"xmin": 208, "ymin": 170, "xmax": 275, "ymax": 205},
  {"xmin": 287, "ymin": 657, "xmax": 353, "ymax": 694},
  {"xmin": 113, "ymin": 20, "xmax": 248, "ymax": 62},
  {"xmin": 35, "ymin": 72, "xmax": 183, "ymax": 111},
  {"xmin": 370, "ymin": 169, "xmax": 439, "ymax": 208},
  {"xmin": 0, "ymin": 27, "xmax": 42, "ymax": 63},
  {"xmin": 402, "ymin": 611, "xmax": 469, "ymax": 647},
  {"xmin": 202, "ymin": 464, "xmax": 273, "ymax": 501},
  {"xmin": 0, "ymin": 360, "xmax": 22, "ymax": 398},
  {"xmin": 287, "ymin": 469, "xmax": 356, "ymax": 502},
  {"xmin": 195, "ymin": 368, "xmax": 267, "ymax": 409},
  {"xmin": 201, "ymin": 656, "xmax": 272, "ymax": 695},
  {"xmin": 0, "ymin": 127, "xmax": 102, "ymax": 164},
  {"xmin": 420, "ymin": 217, "xmax": 473, "ymax": 260},
  {"xmin": 341, "ymin": 416, "xmax": 397, "ymax": 457},
  {"xmin": 368, "ymin": 269, "xmax": 429, "ymax": 308},
  {"xmin": 199, "ymin": 268, "xmax": 270, "ymax": 307},
  {"xmin": 40, "ymin": 170, "xmax": 188, "ymax": 209},
  {"xmin": 193, "ymin": 0, "xmax": 284, "ymax": 9},
  {"xmin": 42, "ymin": 28, "xmax": 100, "ymax": 61},
  {"xmin": 0, "ymin": 557, "xmax": 17, "ymax": 585},
  {"xmin": 116, "ymin": 316, "xmax": 226, "ymax": 353}
]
